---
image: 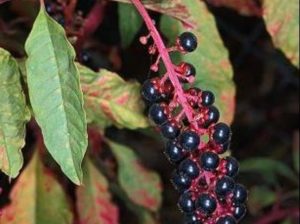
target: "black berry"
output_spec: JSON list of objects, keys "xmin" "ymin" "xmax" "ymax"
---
[
  {"xmin": 215, "ymin": 176, "xmax": 235, "ymax": 197},
  {"xmin": 216, "ymin": 216, "xmax": 237, "ymax": 224},
  {"xmin": 164, "ymin": 141, "xmax": 185, "ymax": 163},
  {"xmin": 179, "ymin": 159, "xmax": 200, "ymax": 179},
  {"xmin": 201, "ymin": 91, "xmax": 215, "ymax": 106},
  {"xmin": 171, "ymin": 171, "xmax": 192, "ymax": 192},
  {"xmin": 148, "ymin": 103, "xmax": 168, "ymax": 125},
  {"xmin": 212, "ymin": 123, "xmax": 231, "ymax": 144},
  {"xmin": 233, "ymin": 204, "xmax": 247, "ymax": 221},
  {"xmin": 203, "ymin": 106, "xmax": 220, "ymax": 128},
  {"xmin": 141, "ymin": 79, "xmax": 161, "ymax": 103},
  {"xmin": 161, "ymin": 121, "xmax": 181, "ymax": 139},
  {"xmin": 179, "ymin": 32, "xmax": 198, "ymax": 52},
  {"xmin": 232, "ymin": 184, "xmax": 248, "ymax": 204},
  {"xmin": 184, "ymin": 213, "xmax": 202, "ymax": 224},
  {"xmin": 180, "ymin": 131, "xmax": 200, "ymax": 151},
  {"xmin": 215, "ymin": 142, "xmax": 230, "ymax": 154},
  {"xmin": 225, "ymin": 157, "xmax": 239, "ymax": 178},
  {"xmin": 178, "ymin": 192, "xmax": 195, "ymax": 213},
  {"xmin": 200, "ymin": 152, "xmax": 219, "ymax": 171},
  {"xmin": 196, "ymin": 193, "xmax": 217, "ymax": 214}
]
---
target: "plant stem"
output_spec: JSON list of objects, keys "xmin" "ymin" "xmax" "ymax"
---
[
  {"xmin": 256, "ymin": 207, "xmax": 300, "ymax": 224},
  {"xmin": 130, "ymin": 0, "xmax": 197, "ymax": 128}
]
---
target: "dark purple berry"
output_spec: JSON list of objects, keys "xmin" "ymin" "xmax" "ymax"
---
[
  {"xmin": 215, "ymin": 176, "xmax": 235, "ymax": 197},
  {"xmin": 141, "ymin": 79, "xmax": 161, "ymax": 103},
  {"xmin": 212, "ymin": 123, "xmax": 231, "ymax": 144},
  {"xmin": 225, "ymin": 157, "xmax": 239, "ymax": 178},
  {"xmin": 179, "ymin": 32, "xmax": 198, "ymax": 52},
  {"xmin": 178, "ymin": 192, "xmax": 195, "ymax": 213},
  {"xmin": 164, "ymin": 141, "xmax": 185, "ymax": 163},
  {"xmin": 217, "ymin": 216, "xmax": 237, "ymax": 224},
  {"xmin": 180, "ymin": 131, "xmax": 200, "ymax": 151},
  {"xmin": 179, "ymin": 159, "xmax": 200, "ymax": 179},
  {"xmin": 148, "ymin": 103, "xmax": 168, "ymax": 125},
  {"xmin": 171, "ymin": 171, "xmax": 192, "ymax": 193},
  {"xmin": 161, "ymin": 121, "xmax": 181, "ymax": 139},
  {"xmin": 184, "ymin": 213, "xmax": 202, "ymax": 224},
  {"xmin": 203, "ymin": 106, "xmax": 220, "ymax": 128},
  {"xmin": 232, "ymin": 184, "xmax": 248, "ymax": 204},
  {"xmin": 233, "ymin": 204, "xmax": 247, "ymax": 221},
  {"xmin": 201, "ymin": 91, "xmax": 215, "ymax": 106},
  {"xmin": 196, "ymin": 193, "xmax": 217, "ymax": 214},
  {"xmin": 200, "ymin": 152, "xmax": 219, "ymax": 171},
  {"xmin": 215, "ymin": 142, "xmax": 230, "ymax": 154}
]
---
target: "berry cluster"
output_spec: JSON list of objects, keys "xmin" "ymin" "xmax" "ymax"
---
[{"xmin": 141, "ymin": 32, "xmax": 248, "ymax": 224}]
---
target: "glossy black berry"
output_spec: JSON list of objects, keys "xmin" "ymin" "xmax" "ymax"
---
[
  {"xmin": 215, "ymin": 176, "xmax": 235, "ymax": 197},
  {"xmin": 184, "ymin": 213, "xmax": 202, "ymax": 224},
  {"xmin": 203, "ymin": 106, "xmax": 220, "ymax": 128},
  {"xmin": 196, "ymin": 193, "xmax": 217, "ymax": 214},
  {"xmin": 201, "ymin": 91, "xmax": 215, "ymax": 106},
  {"xmin": 178, "ymin": 192, "xmax": 195, "ymax": 213},
  {"xmin": 180, "ymin": 131, "xmax": 200, "ymax": 151},
  {"xmin": 233, "ymin": 204, "xmax": 247, "ymax": 221},
  {"xmin": 225, "ymin": 157, "xmax": 239, "ymax": 178},
  {"xmin": 179, "ymin": 32, "xmax": 198, "ymax": 52},
  {"xmin": 148, "ymin": 103, "xmax": 168, "ymax": 125},
  {"xmin": 171, "ymin": 171, "xmax": 192, "ymax": 192},
  {"xmin": 212, "ymin": 123, "xmax": 231, "ymax": 144},
  {"xmin": 232, "ymin": 184, "xmax": 248, "ymax": 204},
  {"xmin": 179, "ymin": 159, "xmax": 200, "ymax": 179},
  {"xmin": 161, "ymin": 121, "xmax": 181, "ymax": 139},
  {"xmin": 215, "ymin": 142, "xmax": 230, "ymax": 154},
  {"xmin": 164, "ymin": 141, "xmax": 185, "ymax": 163},
  {"xmin": 200, "ymin": 152, "xmax": 219, "ymax": 171},
  {"xmin": 141, "ymin": 79, "xmax": 161, "ymax": 103},
  {"xmin": 216, "ymin": 216, "xmax": 237, "ymax": 224}
]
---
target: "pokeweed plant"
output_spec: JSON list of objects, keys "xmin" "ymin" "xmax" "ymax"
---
[{"xmin": 0, "ymin": 0, "xmax": 298, "ymax": 224}]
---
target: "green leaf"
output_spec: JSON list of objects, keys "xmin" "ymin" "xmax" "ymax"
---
[
  {"xmin": 118, "ymin": 3, "xmax": 143, "ymax": 48},
  {"xmin": 0, "ymin": 48, "xmax": 30, "ymax": 178},
  {"xmin": 1, "ymin": 152, "xmax": 73, "ymax": 224},
  {"xmin": 264, "ymin": 0, "xmax": 299, "ymax": 67},
  {"xmin": 108, "ymin": 140, "xmax": 162, "ymax": 211},
  {"xmin": 240, "ymin": 158, "xmax": 298, "ymax": 184},
  {"xmin": 160, "ymin": 0, "xmax": 235, "ymax": 124},
  {"xmin": 76, "ymin": 159, "xmax": 119, "ymax": 224},
  {"xmin": 248, "ymin": 186, "xmax": 276, "ymax": 215},
  {"xmin": 78, "ymin": 63, "xmax": 149, "ymax": 129},
  {"xmin": 25, "ymin": 7, "xmax": 88, "ymax": 184}
]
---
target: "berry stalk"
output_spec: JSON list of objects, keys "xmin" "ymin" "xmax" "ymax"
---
[{"xmin": 130, "ymin": 0, "xmax": 196, "ymax": 127}]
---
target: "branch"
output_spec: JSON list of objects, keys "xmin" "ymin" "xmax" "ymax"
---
[
  {"xmin": 130, "ymin": 0, "xmax": 196, "ymax": 128},
  {"xmin": 256, "ymin": 207, "xmax": 300, "ymax": 224}
]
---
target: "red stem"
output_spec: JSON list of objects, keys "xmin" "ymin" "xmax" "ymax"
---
[
  {"xmin": 256, "ymin": 207, "xmax": 300, "ymax": 224},
  {"xmin": 130, "ymin": 0, "xmax": 197, "ymax": 129}
]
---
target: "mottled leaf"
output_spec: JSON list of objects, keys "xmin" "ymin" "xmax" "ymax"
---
[
  {"xmin": 0, "ymin": 152, "xmax": 73, "ymax": 224},
  {"xmin": 78, "ymin": 63, "xmax": 149, "ymax": 129},
  {"xmin": 76, "ymin": 159, "xmax": 119, "ymax": 224},
  {"xmin": 108, "ymin": 140, "xmax": 162, "ymax": 211},
  {"xmin": 248, "ymin": 186, "xmax": 276, "ymax": 215},
  {"xmin": 0, "ymin": 48, "xmax": 29, "ymax": 178},
  {"xmin": 160, "ymin": 0, "xmax": 236, "ymax": 124},
  {"xmin": 25, "ymin": 6, "xmax": 88, "ymax": 184},
  {"xmin": 240, "ymin": 158, "xmax": 298, "ymax": 184},
  {"xmin": 264, "ymin": 0, "xmax": 299, "ymax": 67},
  {"xmin": 118, "ymin": 3, "xmax": 143, "ymax": 48}
]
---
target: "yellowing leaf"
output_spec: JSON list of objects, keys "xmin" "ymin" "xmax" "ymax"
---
[
  {"xmin": 0, "ymin": 152, "xmax": 73, "ymax": 224},
  {"xmin": 0, "ymin": 48, "xmax": 30, "ymax": 178},
  {"xmin": 76, "ymin": 159, "xmax": 119, "ymax": 224},
  {"xmin": 25, "ymin": 6, "xmax": 88, "ymax": 184}
]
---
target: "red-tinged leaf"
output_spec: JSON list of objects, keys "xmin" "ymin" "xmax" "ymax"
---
[
  {"xmin": 0, "ymin": 152, "xmax": 73, "ymax": 224},
  {"xmin": 108, "ymin": 140, "xmax": 162, "ymax": 212},
  {"xmin": 160, "ymin": 0, "xmax": 236, "ymax": 124},
  {"xmin": 76, "ymin": 159, "xmax": 119, "ymax": 224},
  {"xmin": 78, "ymin": 64, "xmax": 149, "ymax": 129},
  {"xmin": 206, "ymin": 0, "xmax": 262, "ymax": 16},
  {"xmin": 263, "ymin": 0, "xmax": 299, "ymax": 67}
]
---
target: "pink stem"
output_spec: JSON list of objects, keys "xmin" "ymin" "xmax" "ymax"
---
[
  {"xmin": 256, "ymin": 207, "xmax": 300, "ymax": 224},
  {"xmin": 130, "ymin": 0, "xmax": 197, "ymax": 129}
]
